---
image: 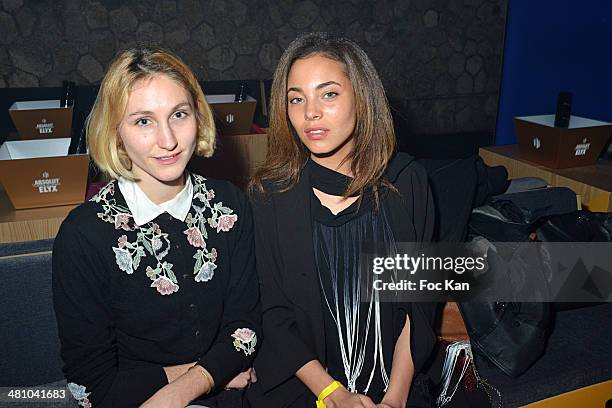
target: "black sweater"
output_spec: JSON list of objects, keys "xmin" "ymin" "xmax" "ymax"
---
[{"xmin": 52, "ymin": 174, "xmax": 261, "ymax": 408}]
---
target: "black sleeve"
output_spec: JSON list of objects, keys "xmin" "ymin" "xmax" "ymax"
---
[
  {"xmin": 198, "ymin": 189, "xmax": 262, "ymax": 388},
  {"xmin": 52, "ymin": 218, "xmax": 167, "ymax": 408},
  {"xmin": 413, "ymin": 162, "xmax": 435, "ymax": 245},
  {"xmin": 250, "ymin": 193, "xmax": 317, "ymax": 392},
  {"xmin": 395, "ymin": 161, "xmax": 436, "ymax": 244},
  {"xmin": 394, "ymin": 163, "xmax": 439, "ymax": 373}
]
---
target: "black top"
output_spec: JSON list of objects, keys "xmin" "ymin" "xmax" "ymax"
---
[
  {"xmin": 247, "ymin": 153, "xmax": 438, "ymax": 408},
  {"xmin": 52, "ymin": 174, "xmax": 261, "ymax": 408},
  {"xmin": 310, "ymin": 159, "xmax": 432, "ymax": 403}
]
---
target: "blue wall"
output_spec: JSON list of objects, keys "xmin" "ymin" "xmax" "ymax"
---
[{"xmin": 495, "ymin": 1, "xmax": 612, "ymax": 145}]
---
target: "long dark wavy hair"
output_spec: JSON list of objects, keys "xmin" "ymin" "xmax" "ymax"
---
[{"xmin": 249, "ymin": 32, "xmax": 396, "ymax": 198}]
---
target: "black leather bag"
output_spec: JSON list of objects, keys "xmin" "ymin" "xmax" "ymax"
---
[
  {"xmin": 460, "ymin": 199, "xmax": 556, "ymax": 378},
  {"xmin": 537, "ymin": 210, "xmax": 612, "ymax": 242},
  {"xmin": 458, "ymin": 302, "xmax": 549, "ymax": 378}
]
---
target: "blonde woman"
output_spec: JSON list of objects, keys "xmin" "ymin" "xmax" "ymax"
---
[{"xmin": 52, "ymin": 47, "xmax": 260, "ymax": 408}]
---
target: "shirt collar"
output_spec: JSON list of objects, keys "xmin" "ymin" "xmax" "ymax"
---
[{"xmin": 118, "ymin": 173, "xmax": 193, "ymax": 226}]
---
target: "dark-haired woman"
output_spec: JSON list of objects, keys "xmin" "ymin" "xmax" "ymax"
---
[{"xmin": 247, "ymin": 33, "xmax": 437, "ymax": 408}]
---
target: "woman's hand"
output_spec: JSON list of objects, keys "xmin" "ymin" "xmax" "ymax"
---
[
  {"xmin": 139, "ymin": 384, "xmax": 187, "ymax": 408},
  {"xmin": 377, "ymin": 315, "xmax": 412, "ymax": 408},
  {"xmin": 324, "ymin": 387, "xmax": 377, "ymax": 408},
  {"xmin": 140, "ymin": 363, "xmax": 212, "ymax": 407},
  {"xmin": 295, "ymin": 361, "xmax": 376, "ymax": 408},
  {"xmin": 225, "ymin": 368, "xmax": 256, "ymax": 389},
  {"xmin": 378, "ymin": 396, "xmax": 405, "ymax": 408},
  {"xmin": 163, "ymin": 362, "xmax": 196, "ymax": 383}
]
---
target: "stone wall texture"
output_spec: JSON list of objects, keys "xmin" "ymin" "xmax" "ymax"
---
[{"xmin": 0, "ymin": 0, "xmax": 507, "ymax": 134}]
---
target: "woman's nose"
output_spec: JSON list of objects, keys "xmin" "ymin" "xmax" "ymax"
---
[
  {"xmin": 304, "ymin": 100, "xmax": 322, "ymax": 121},
  {"xmin": 158, "ymin": 122, "xmax": 178, "ymax": 151}
]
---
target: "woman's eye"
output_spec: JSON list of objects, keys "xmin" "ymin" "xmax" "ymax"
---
[
  {"xmin": 289, "ymin": 97, "xmax": 303, "ymax": 104},
  {"xmin": 323, "ymin": 91, "xmax": 338, "ymax": 99},
  {"xmin": 174, "ymin": 110, "xmax": 188, "ymax": 119},
  {"xmin": 135, "ymin": 118, "xmax": 151, "ymax": 126}
]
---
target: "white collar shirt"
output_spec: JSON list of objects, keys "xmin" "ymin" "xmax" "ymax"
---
[{"xmin": 117, "ymin": 173, "xmax": 193, "ymax": 226}]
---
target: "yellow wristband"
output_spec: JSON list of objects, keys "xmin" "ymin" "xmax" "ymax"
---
[{"xmin": 316, "ymin": 380, "xmax": 344, "ymax": 408}]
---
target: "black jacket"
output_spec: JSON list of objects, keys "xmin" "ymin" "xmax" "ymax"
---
[{"xmin": 247, "ymin": 154, "xmax": 438, "ymax": 407}]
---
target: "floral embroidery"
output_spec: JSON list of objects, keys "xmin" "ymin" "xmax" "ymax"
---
[
  {"xmin": 91, "ymin": 174, "xmax": 237, "ymax": 295},
  {"xmin": 67, "ymin": 382, "xmax": 92, "ymax": 407},
  {"xmin": 184, "ymin": 174, "xmax": 238, "ymax": 283},
  {"xmin": 150, "ymin": 275, "xmax": 179, "ymax": 295},
  {"xmin": 195, "ymin": 260, "xmax": 217, "ymax": 282},
  {"xmin": 231, "ymin": 328, "xmax": 257, "ymax": 356},
  {"xmin": 114, "ymin": 213, "xmax": 132, "ymax": 230},
  {"xmin": 184, "ymin": 226, "xmax": 206, "ymax": 248},
  {"xmin": 217, "ymin": 214, "xmax": 238, "ymax": 232},
  {"xmin": 113, "ymin": 247, "xmax": 134, "ymax": 274}
]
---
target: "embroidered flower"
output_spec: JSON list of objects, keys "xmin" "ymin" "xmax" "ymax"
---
[
  {"xmin": 67, "ymin": 383, "xmax": 88, "ymax": 400},
  {"xmin": 207, "ymin": 217, "xmax": 217, "ymax": 229},
  {"xmin": 195, "ymin": 261, "xmax": 217, "ymax": 282},
  {"xmin": 67, "ymin": 382, "xmax": 92, "ymax": 408},
  {"xmin": 152, "ymin": 237, "xmax": 163, "ymax": 252},
  {"xmin": 98, "ymin": 214, "xmax": 113, "ymax": 223},
  {"xmin": 231, "ymin": 328, "xmax": 257, "ymax": 356},
  {"xmin": 146, "ymin": 265, "xmax": 157, "ymax": 279},
  {"xmin": 113, "ymin": 247, "xmax": 133, "ymax": 274},
  {"xmin": 216, "ymin": 214, "xmax": 238, "ymax": 232},
  {"xmin": 233, "ymin": 327, "xmax": 256, "ymax": 342},
  {"xmin": 150, "ymin": 276, "xmax": 179, "ymax": 295},
  {"xmin": 95, "ymin": 176, "xmax": 238, "ymax": 295},
  {"xmin": 114, "ymin": 213, "xmax": 132, "ymax": 231},
  {"xmin": 184, "ymin": 227, "xmax": 206, "ymax": 248},
  {"xmin": 117, "ymin": 235, "xmax": 128, "ymax": 249}
]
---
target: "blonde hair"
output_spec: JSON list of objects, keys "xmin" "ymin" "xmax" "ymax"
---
[
  {"xmin": 250, "ymin": 32, "xmax": 396, "ymax": 199},
  {"xmin": 87, "ymin": 47, "xmax": 216, "ymax": 179}
]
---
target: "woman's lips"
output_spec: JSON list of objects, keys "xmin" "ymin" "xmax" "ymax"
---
[
  {"xmin": 304, "ymin": 127, "xmax": 329, "ymax": 140},
  {"xmin": 155, "ymin": 152, "xmax": 181, "ymax": 165}
]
